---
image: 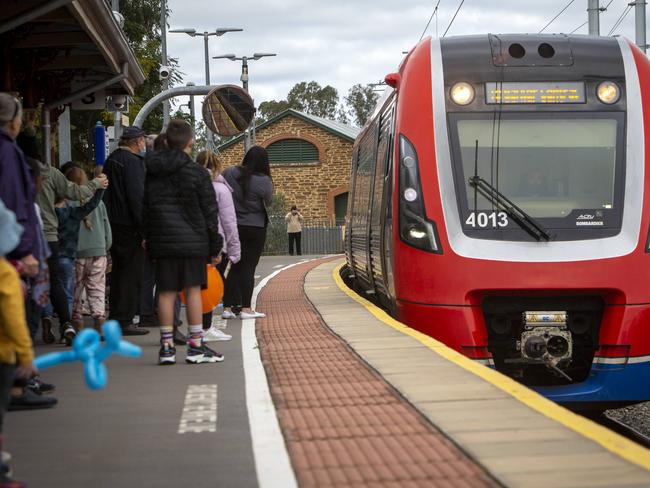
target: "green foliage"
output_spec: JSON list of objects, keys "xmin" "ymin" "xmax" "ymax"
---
[
  {"xmin": 256, "ymin": 81, "xmax": 340, "ymax": 123},
  {"xmin": 70, "ymin": 0, "xmax": 183, "ymax": 164},
  {"xmin": 255, "ymin": 81, "xmax": 379, "ymax": 127},
  {"xmin": 287, "ymin": 82, "xmax": 339, "ymax": 119},
  {"xmin": 257, "ymin": 99, "xmax": 290, "ymax": 122},
  {"xmin": 268, "ymin": 192, "xmax": 287, "ymax": 217},
  {"xmin": 263, "ymin": 192, "xmax": 288, "ymax": 255},
  {"xmin": 344, "ymin": 84, "xmax": 380, "ymax": 127}
]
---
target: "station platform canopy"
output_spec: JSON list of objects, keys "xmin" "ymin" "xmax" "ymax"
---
[{"xmin": 0, "ymin": 0, "xmax": 145, "ymax": 107}]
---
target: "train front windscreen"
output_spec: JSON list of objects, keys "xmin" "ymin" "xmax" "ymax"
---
[{"xmin": 448, "ymin": 112, "xmax": 626, "ymax": 241}]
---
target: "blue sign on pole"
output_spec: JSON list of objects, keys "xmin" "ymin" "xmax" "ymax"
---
[{"xmin": 94, "ymin": 121, "xmax": 106, "ymax": 166}]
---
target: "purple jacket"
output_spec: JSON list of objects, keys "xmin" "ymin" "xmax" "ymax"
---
[
  {"xmin": 212, "ymin": 174, "xmax": 241, "ymax": 263},
  {"xmin": 0, "ymin": 129, "xmax": 38, "ymax": 259}
]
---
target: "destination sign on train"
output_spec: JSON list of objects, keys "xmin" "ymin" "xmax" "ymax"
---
[{"xmin": 485, "ymin": 82, "xmax": 586, "ymax": 104}]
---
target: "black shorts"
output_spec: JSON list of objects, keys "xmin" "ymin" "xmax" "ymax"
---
[{"xmin": 155, "ymin": 257, "xmax": 207, "ymax": 292}]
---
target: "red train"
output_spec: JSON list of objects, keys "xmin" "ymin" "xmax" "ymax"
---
[{"xmin": 344, "ymin": 34, "xmax": 650, "ymax": 408}]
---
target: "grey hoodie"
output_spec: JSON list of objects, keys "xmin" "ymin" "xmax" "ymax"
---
[{"xmin": 222, "ymin": 166, "xmax": 273, "ymax": 228}]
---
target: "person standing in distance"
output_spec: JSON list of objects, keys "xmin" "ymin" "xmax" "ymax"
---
[
  {"xmin": 285, "ymin": 205, "xmax": 304, "ymax": 256},
  {"xmin": 222, "ymin": 146, "xmax": 273, "ymax": 320},
  {"xmin": 102, "ymin": 126, "xmax": 149, "ymax": 336}
]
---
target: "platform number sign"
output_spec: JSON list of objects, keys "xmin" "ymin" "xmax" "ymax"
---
[
  {"xmin": 71, "ymin": 90, "xmax": 106, "ymax": 110},
  {"xmin": 465, "ymin": 211, "xmax": 509, "ymax": 228}
]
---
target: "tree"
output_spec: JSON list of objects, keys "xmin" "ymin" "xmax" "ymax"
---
[
  {"xmin": 256, "ymin": 81, "xmax": 341, "ymax": 124},
  {"xmin": 344, "ymin": 84, "xmax": 379, "ymax": 127},
  {"xmin": 117, "ymin": 0, "xmax": 182, "ymax": 133},
  {"xmin": 257, "ymin": 99, "xmax": 291, "ymax": 122},
  {"xmin": 70, "ymin": 0, "xmax": 182, "ymax": 163},
  {"xmin": 287, "ymin": 82, "xmax": 339, "ymax": 119}
]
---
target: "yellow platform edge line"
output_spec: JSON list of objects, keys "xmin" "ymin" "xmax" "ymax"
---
[{"xmin": 329, "ymin": 262, "xmax": 650, "ymax": 471}]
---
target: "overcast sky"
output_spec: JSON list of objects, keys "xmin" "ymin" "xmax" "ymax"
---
[{"xmin": 165, "ymin": 0, "xmax": 646, "ymax": 111}]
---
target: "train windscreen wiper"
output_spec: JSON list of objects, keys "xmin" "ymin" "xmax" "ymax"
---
[{"xmin": 468, "ymin": 175, "xmax": 551, "ymax": 242}]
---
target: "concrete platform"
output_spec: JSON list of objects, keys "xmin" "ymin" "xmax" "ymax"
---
[
  {"xmin": 6, "ymin": 255, "xmax": 650, "ymax": 487},
  {"xmin": 291, "ymin": 258, "xmax": 650, "ymax": 488}
]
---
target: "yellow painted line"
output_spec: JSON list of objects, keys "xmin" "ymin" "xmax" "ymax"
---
[{"xmin": 330, "ymin": 262, "xmax": 650, "ymax": 471}]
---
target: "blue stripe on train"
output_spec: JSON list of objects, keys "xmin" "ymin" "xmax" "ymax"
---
[{"xmin": 532, "ymin": 360, "xmax": 650, "ymax": 403}]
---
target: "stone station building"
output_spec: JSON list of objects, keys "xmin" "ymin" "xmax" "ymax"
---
[{"xmin": 217, "ymin": 109, "xmax": 360, "ymax": 223}]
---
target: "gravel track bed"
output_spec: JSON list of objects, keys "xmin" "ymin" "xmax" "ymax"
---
[{"xmin": 606, "ymin": 401, "xmax": 650, "ymax": 437}]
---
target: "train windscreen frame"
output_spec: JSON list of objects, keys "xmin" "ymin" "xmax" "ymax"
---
[{"xmin": 447, "ymin": 111, "xmax": 626, "ymax": 241}]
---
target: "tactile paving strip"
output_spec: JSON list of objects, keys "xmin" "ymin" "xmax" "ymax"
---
[{"xmin": 256, "ymin": 259, "xmax": 500, "ymax": 487}]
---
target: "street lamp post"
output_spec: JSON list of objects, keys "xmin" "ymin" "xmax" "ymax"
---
[
  {"xmin": 213, "ymin": 52, "xmax": 277, "ymax": 151},
  {"xmin": 170, "ymin": 27, "xmax": 243, "ymax": 147}
]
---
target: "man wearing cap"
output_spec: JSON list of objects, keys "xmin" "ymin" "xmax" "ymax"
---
[{"xmin": 102, "ymin": 126, "xmax": 149, "ymax": 336}]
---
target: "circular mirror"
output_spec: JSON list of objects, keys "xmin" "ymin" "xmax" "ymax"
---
[{"xmin": 202, "ymin": 85, "xmax": 255, "ymax": 136}]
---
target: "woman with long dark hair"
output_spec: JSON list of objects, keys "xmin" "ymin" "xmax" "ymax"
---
[{"xmin": 221, "ymin": 146, "xmax": 272, "ymax": 319}]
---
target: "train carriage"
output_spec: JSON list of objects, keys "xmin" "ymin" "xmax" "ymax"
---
[{"xmin": 345, "ymin": 33, "xmax": 650, "ymax": 408}]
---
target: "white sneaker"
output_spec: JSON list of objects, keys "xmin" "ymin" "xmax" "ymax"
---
[
  {"xmin": 240, "ymin": 311, "xmax": 266, "ymax": 319},
  {"xmin": 222, "ymin": 310, "xmax": 237, "ymax": 319},
  {"xmin": 203, "ymin": 326, "xmax": 232, "ymax": 342}
]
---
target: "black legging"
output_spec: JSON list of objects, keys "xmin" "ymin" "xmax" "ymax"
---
[
  {"xmin": 223, "ymin": 225, "xmax": 266, "ymax": 309},
  {"xmin": 108, "ymin": 225, "xmax": 144, "ymax": 327},
  {"xmin": 203, "ymin": 255, "xmax": 229, "ymax": 329},
  {"xmin": 46, "ymin": 241, "xmax": 71, "ymax": 328}
]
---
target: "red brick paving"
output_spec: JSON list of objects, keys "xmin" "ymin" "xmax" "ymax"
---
[{"xmin": 256, "ymin": 259, "xmax": 499, "ymax": 488}]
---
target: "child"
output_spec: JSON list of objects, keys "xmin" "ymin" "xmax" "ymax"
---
[
  {"xmin": 55, "ymin": 169, "xmax": 104, "ymax": 344},
  {"xmin": 0, "ymin": 198, "xmax": 37, "ymax": 487},
  {"xmin": 143, "ymin": 120, "xmax": 223, "ymax": 365},
  {"xmin": 196, "ymin": 149, "xmax": 240, "ymax": 342},
  {"xmin": 66, "ymin": 167, "xmax": 112, "ymax": 333}
]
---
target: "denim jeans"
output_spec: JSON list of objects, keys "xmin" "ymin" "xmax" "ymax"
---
[{"xmin": 58, "ymin": 257, "xmax": 75, "ymax": 319}]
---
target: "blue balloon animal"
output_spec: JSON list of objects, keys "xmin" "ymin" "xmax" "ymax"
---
[{"xmin": 34, "ymin": 320, "xmax": 142, "ymax": 390}]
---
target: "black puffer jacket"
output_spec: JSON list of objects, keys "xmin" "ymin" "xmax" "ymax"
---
[{"xmin": 143, "ymin": 149, "xmax": 222, "ymax": 258}]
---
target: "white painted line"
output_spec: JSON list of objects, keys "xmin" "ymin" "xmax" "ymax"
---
[
  {"xmin": 254, "ymin": 274, "xmax": 261, "ymax": 279},
  {"xmin": 243, "ymin": 260, "xmax": 317, "ymax": 488},
  {"xmin": 178, "ymin": 384, "xmax": 218, "ymax": 434},
  {"xmin": 272, "ymin": 264, "xmax": 284, "ymax": 269}
]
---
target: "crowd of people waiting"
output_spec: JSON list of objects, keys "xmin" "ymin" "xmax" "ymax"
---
[{"xmin": 0, "ymin": 92, "xmax": 273, "ymax": 486}]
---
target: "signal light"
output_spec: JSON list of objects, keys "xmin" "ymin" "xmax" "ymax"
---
[
  {"xmin": 408, "ymin": 227, "xmax": 427, "ymax": 239},
  {"xmin": 398, "ymin": 135, "xmax": 442, "ymax": 254},
  {"xmin": 403, "ymin": 188, "xmax": 418, "ymax": 202},
  {"xmin": 596, "ymin": 81, "xmax": 620, "ymax": 104},
  {"xmin": 450, "ymin": 82, "xmax": 475, "ymax": 105}
]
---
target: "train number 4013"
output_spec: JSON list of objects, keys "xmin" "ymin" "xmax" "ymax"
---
[{"xmin": 465, "ymin": 211, "xmax": 509, "ymax": 228}]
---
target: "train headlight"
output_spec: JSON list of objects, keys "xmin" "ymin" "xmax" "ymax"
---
[
  {"xmin": 597, "ymin": 81, "xmax": 620, "ymax": 104},
  {"xmin": 450, "ymin": 82, "xmax": 475, "ymax": 106},
  {"xmin": 408, "ymin": 227, "xmax": 427, "ymax": 239},
  {"xmin": 399, "ymin": 135, "xmax": 442, "ymax": 254}
]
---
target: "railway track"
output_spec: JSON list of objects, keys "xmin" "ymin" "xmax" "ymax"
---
[{"xmin": 590, "ymin": 413, "xmax": 650, "ymax": 449}]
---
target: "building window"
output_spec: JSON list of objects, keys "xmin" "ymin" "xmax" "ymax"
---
[{"xmin": 267, "ymin": 138, "xmax": 319, "ymax": 165}]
